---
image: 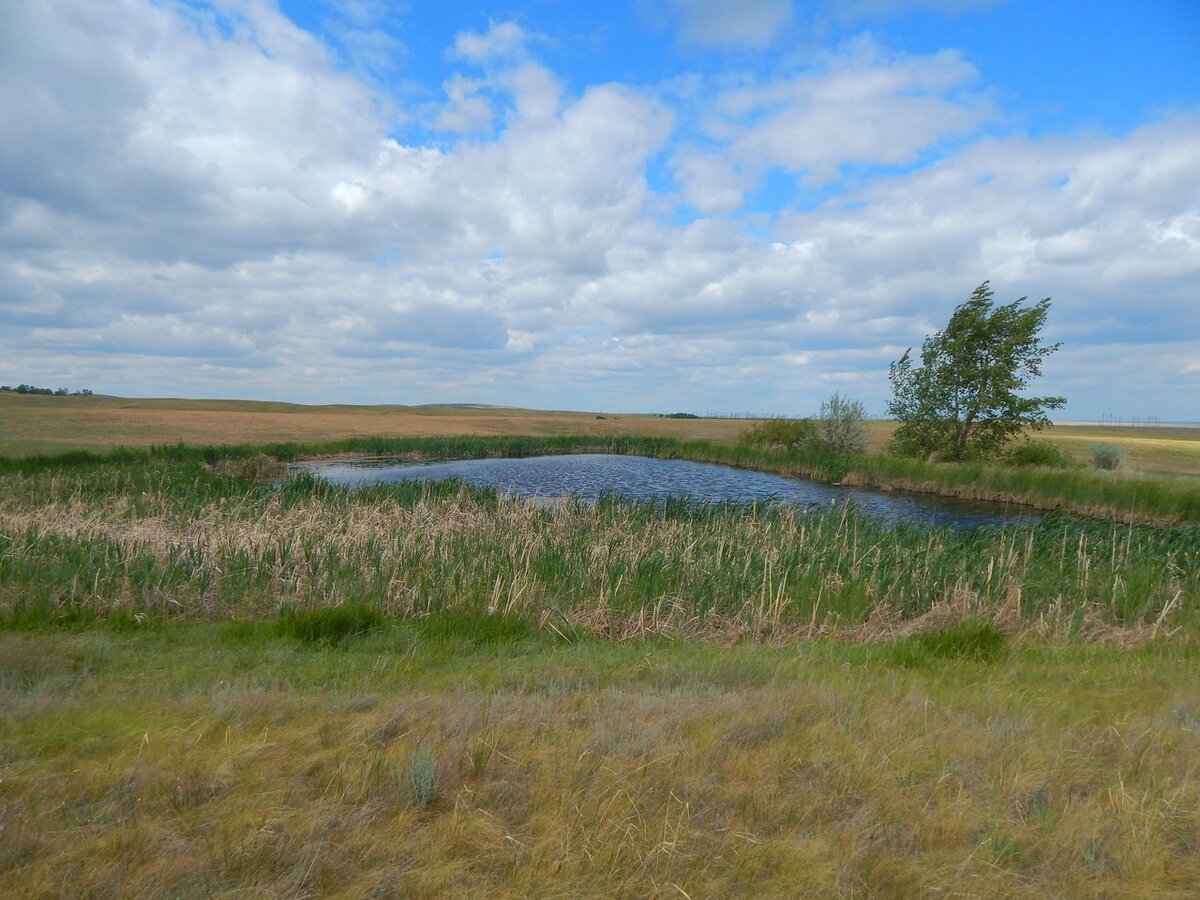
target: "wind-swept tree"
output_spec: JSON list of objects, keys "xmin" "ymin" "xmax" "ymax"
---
[{"xmin": 887, "ymin": 282, "xmax": 1064, "ymax": 461}]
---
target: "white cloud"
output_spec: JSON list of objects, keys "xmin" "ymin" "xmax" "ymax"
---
[
  {"xmin": 434, "ymin": 74, "xmax": 494, "ymax": 132},
  {"xmin": 1, "ymin": 1, "xmax": 1197, "ymax": 419},
  {"xmin": 697, "ymin": 41, "xmax": 991, "ymax": 188},
  {"xmin": 671, "ymin": 147, "xmax": 757, "ymax": 213},
  {"xmin": 664, "ymin": 0, "xmax": 793, "ymax": 47},
  {"xmin": 450, "ymin": 21, "xmax": 532, "ymax": 62}
]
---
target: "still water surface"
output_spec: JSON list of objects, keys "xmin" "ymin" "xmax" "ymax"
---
[{"xmin": 299, "ymin": 453, "xmax": 1040, "ymax": 531}]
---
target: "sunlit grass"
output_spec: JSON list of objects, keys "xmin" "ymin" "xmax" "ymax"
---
[{"xmin": 1, "ymin": 627, "xmax": 1198, "ymax": 896}]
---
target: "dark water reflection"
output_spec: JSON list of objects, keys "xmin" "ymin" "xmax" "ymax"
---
[{"xmin": 297, "ymin": 453, "xmax": 1041, "ymax": 531}]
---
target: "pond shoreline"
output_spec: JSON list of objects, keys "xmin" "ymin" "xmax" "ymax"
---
[
  {"xmin": 291, "ymin": 442, "xmax": 1177, "ymax": 526},
  {"xmin": 5, "ymin": 432, "xmax": 1195, "ymax": 524}
]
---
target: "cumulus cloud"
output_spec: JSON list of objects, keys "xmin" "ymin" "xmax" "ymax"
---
[
  {"xmin": 434, "ymin": 74, "xmax": 494, "ymax": 132},
  {"xmin": 672, "ymin": 40, "xmax": 992, "ymax": 209},
  {"xmin": 0, "ymin": 2, "xmax": 675, "ymax": 400},
  {"xmin": 1, "ymin": 1, "xmax": 1197, "ymax": 419}
]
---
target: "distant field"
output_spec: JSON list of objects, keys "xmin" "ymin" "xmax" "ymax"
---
[
  {"xmin": 4, "ymin": 393, "xmax": 1200, "ymax": 477},
  {"xmin": 1046, "ymin": 423, "xmax": 1200, "ymax": 477},
  {"xmin": 0, "ymin": 393, "xmax": 762, "ymax": 455}
]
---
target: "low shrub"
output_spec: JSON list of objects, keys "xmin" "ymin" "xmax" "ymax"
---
[
  {"xmin": 809, "ymin": 393, "xmax": 869, "ymax": 454},
  {"xmin": 1090, "ymin": 443, "xmax": 1125, "ymax": 471},
  {"xmin": 1004, "ymin": 440, "xmax": 1077, "ymax": 469},
  {"xmin": 408, "ymin": 744, "xmax": 438, "ymax": 807}
]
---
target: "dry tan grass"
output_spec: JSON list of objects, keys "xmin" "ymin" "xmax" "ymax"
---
[
  {"xmin": 6, "ymin": 392, "xmax": 1199, "ymax": 479},
  {"xmin": 2, "ymin": 630, "xmax": 1197, "ymax": 897},
  {"xmin": 0, "ymin": 393, "xmax": 765, "ymax": 453},
  {"xmin": 1048, "ymin": 424, "xmax": 1200, "ymax": 476}
]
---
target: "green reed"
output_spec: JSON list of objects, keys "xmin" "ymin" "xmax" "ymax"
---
[{"xmin": 1, "ymin": 454, "xmax": 1196, "ymax": 639}]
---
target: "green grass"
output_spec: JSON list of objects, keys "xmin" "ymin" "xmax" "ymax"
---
[
  {"xmin": 887, "ymin": 619, "xmax": 1012, "ymax": 666},
  {"xmin": 1, "ymin": 450, "xmax": 1197, "ymax": 639},
  {"xmin": 276, "ymin": 604, "xmax": 386, "ymax": 645},
  {"xmin": 4, "ymin": 436, "xmax": 1199, "ymax": 894},
  {"xmin": 2, "ymin": 625, "xmax": 1199, "ymax": 896}
]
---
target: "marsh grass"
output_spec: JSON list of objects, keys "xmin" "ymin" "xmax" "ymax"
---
[
  {"xmin": 1, "ymin": 453, "xmax": 1197, "ymax": 642},
  {"xmin": 887, "ymin": 619, "xmax": 1011, "ymax": 666}
]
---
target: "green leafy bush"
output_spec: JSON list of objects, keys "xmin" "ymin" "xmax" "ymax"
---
[
  {"xmin": 1004, "ymin": 440, "xmax": 1077, "ymax": 469},
  {"xmin": 809, "ymin": 393, "xmax": 869, "ymax": 454},
  {"xmin": 1090, "ymin": 443, "xmax": 1125, "ymax": 471},
  {"xmin": 739, "ymin": 418, "xmax": 815, "ymax": 449}
]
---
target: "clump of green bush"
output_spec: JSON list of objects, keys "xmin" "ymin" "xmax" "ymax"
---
[
  {"xmin": 740, "ymin": 394, "xmax": 869, "ymax": 455},
  {"xmin": 740, "ymin": 417, "xmax": 815, "ymax": 449},
  {"xmin": 1090, "ymin": 443, "xmax": 1125, "ymax": 471},
  {"xmin": 277, "ymin": 604, "xmax": 385, "ymax": 645},
  {"xmin": 812, "ymin": 393, "xmax": 869, "ymax": 454},
  {"xmin": 1004, "ymin": 440, "xmax": 1077, "ymax": 469}
]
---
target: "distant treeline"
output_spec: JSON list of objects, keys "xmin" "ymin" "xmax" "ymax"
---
[{"xmin": 0, "ymin": 384, "xmax": 93, "ymax": 396}]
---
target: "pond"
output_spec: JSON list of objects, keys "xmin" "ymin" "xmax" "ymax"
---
[{"xmin": 297, "ymin": 453, "xmax": 1041, "ymax": 531}]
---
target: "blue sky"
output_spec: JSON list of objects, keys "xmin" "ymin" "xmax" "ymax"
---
[{"xmin": 2, "ymin": 1, "xmax": 1198, "ymax": 419}]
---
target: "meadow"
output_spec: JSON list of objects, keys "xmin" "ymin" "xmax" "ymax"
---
[
  {"xmin": 2, "ymin": 400, "xmax": 1200, "ymax": 896},
  {"xmin": 4, "ymin": 625, "xmax": 1198, "ymax": 897}
]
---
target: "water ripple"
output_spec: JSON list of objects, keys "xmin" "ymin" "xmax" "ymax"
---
[{"xmin": 297, "ymin": 453, "xmax": 1040, "ymax": 531}]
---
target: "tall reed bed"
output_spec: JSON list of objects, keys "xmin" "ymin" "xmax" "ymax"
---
[{"xmin": 1, "ymin": 459, "xmax": 1196, "ymax": 640}]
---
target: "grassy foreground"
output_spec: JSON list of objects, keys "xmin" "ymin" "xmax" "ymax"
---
[{"xmin": 2, "ymin": 625, "xmax": 1199, "ymax": 897}]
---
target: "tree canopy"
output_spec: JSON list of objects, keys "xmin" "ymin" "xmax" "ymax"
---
[{"xmin": 887, "ymin": 282, "xmax": 1064, "ymax": 461}]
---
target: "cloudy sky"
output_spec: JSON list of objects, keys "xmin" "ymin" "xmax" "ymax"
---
[{"xmin": 2, "ymin": 1, "xmax": 1198, "ymax": 419}]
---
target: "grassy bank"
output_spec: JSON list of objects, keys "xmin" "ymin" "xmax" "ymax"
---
[
  {"xmin": 670, "ymin": 440, "xmax": 1200, "ymax": 524},
  {"xmin": 5, "ymin": 430, "xmax": 1200, "ymax": 524},
  {"xmin": 2, "ymin": 625, "xmax": 1199, "ymax": 896},
  {"xmin": 2, "ymin": 452, "xmax": 1197, "ymax": 639}
]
